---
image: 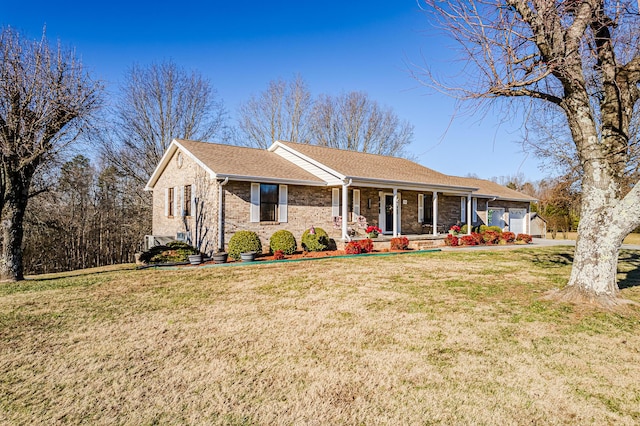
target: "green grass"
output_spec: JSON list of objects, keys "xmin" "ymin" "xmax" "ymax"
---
[{"xmin": 1, "ymin": 247, "xmax": 640, "ymax": 424}]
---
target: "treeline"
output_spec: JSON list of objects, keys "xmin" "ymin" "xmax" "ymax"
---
[{"xmin": 23, "ymin": 156, "xmax": 148, "ymax": 274}]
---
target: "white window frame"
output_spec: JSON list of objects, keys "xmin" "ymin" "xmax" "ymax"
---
[
  {"xmin": 250, "ymin": 183, "xmax": 288, "ymax": 223},
  {"xmin": 332, "ymin": 188, "xmax": 340, "ymax": 217}
]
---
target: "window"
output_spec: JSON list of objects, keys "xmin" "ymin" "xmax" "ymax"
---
[
  {"xmin": 424, "ymin": 194, "xmax": 433, "ymax": 222},
  {"xmin": 167, "ymin": 187, "xmax": 174, "ymax": 217},
  {"xmin": 184, "ymin": 185, "xmax": 192, "ymax": 217},
  {"xmin": 418, "ymin": 194, "xmax": 434, "ymax": 223},
  {"xmin": 460, "ymin": 197, "xmax": 466, "ymax": 222},
  {"xmin": 250, "ymin": 183, "xmax": 288, "ymax": 222},
  {"xmin": 260, "ymin": 184, "xmax": 278, "ymax": 222}
]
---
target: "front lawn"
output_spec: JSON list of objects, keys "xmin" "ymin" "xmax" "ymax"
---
[{"xmin": 1, "ymin": 247, "xmax": 639, "ymax": 424}]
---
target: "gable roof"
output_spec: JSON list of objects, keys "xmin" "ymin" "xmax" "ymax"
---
[
  {"xmin": 145, "ymin": 139, "xmax": 325, "ymax": 190},
  {"xmin": 146, "ymin": 139, "xmax": 536, "ymax": 202},
  {"xmin": 448, "ymin": 176, "xmax": 537, "ymax": 202},
  {"xmin": 271, "ymin": 141, "xmax": 477, "ymax": 191}
]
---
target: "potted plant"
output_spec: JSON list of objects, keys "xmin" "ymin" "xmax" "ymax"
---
[
  {"xmin": 212, "ymin": 252, "xmax": 228, "ymax": 264},
  {"xmin": 240, "ymin": 251, "xmax": 257, "ymax": 262},
  {"xmin": 188, "ymin": 253, "xmax": 202, "ymax": 265},
  {"xmin": 366, "ymin": 225, "xmax": 382, "ymax": 239}
]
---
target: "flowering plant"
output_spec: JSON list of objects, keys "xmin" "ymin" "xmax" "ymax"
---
[
  {"xmin": 449, "ymin": 225, "xmax": 461, "ymax": 235},
  {"xmin": 366, "ymin": 225, "xmax": 382, "ymax": 235}
]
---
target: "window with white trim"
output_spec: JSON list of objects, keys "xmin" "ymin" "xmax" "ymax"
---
[
  {"xmin": 418, "ymin": 194, "xmax": 434, "ymax": 223},
  {"xmin": 250, "ymin": 183, "xmax": 288, "ymax": 222},
  {"xmin": 460, "ymin": 197, "xmax": 466, "ymax": 222}
]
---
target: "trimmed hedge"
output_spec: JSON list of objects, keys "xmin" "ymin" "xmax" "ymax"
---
[
  {"xmin": 301, "ymin": 227, "xmax": 329, "ymax": 252},
  {"xmin": 228, "ymin": 230, "xmax": 262, "ymax": 260},
  {"xmin": 269, "ymin": 230, "xmax": 297, "ymax": 255}
]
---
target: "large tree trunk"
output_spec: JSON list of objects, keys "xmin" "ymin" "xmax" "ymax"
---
[
  {"xmin": 1, "ymin": 196, "xmax": 28, "ymax": 281},
  {"xmin": 1, "ymin": 172, "xmax": 31, "ymax": 282},
  {"xmin": 561, "ymin": 199, "xmax": 620, "ymax": 304}
]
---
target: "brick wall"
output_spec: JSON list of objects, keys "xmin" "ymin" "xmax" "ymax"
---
[{"xmin": 151, "ymin": 148, "xmax": 220, "ymax": 254}]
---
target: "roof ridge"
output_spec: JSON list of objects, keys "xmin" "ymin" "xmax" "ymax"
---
[{"xmin": 278, "ymin": 140, "xmax": 417, "ymax": 162}]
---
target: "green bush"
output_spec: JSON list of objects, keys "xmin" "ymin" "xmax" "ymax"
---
[
  {"xmin": 301, "ymin": 227, "xmax": 329, "ymax": 252},
  {"xmin": 228, "ymin": 230, "xmax": 262, "ymax": 260},
  {"xmin": 269, "ymin": 230, "xmax": 297, "ymax": 255},
  {"xmin": 139, "ymin": 241, "xmax": 199, "ymax": 264},
  {"xmin": 488, "ymin": 226, "xmax": 503, "ymax": 233}
]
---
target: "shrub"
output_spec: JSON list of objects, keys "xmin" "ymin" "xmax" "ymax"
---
[
  {"xmin": 358, "ymin": 238, "xmax": 374, "ymax": 253},
  {"xmin": 228, "ymin": 230, "xmax": 262, "ymax": 260},
  {"xmin": 269, "ymin": 230, "xmax": 297, "ymax": 254},
  {"xmin": 273, "ymin": 249, "xmax": 285, "ymax": 260},
  {"xmin": 516, "ymin": 233, "xmax": 533, "ymax": 243},
  {"xmin": 488, "ymin": 226, "xmax": 503, "ymax": 233},
  {"xmin": 444, "ymin": 234, "xmax": 458, "ymax": 246},
  {"xmin": 459, "ymin": 235, "xmax": 478, "ymax": 246},
  {"xmin": 471, "ymin": 232, "xmax": 484, "ymax": 245},
  {"xmin": 139, "ymin": 241, "xmax": 199, "ymax": 264},
  {"xmin": 344, "ymin": 241, "xmax": 362, "ymax": 254},
  {"xmin": 501, "ymin": 231, "xmax": 516, "ymax": 243},
  {"xmin": 482, "ymin": 230, "xmax": 501, "ymax": 245},
  {"xmin": 390, "ymin": 236, "xmax": 410, "ymax": 250},
  {"xmin": 301, "ymin": 227, "xmax": 329, "ymax": 252}
]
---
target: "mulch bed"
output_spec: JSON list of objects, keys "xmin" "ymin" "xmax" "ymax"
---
[{"xmin": 198, "ymin": 248, "xmax": 410, "ymax": 265}]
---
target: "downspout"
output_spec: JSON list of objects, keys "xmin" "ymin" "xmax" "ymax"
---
[
  {"xmin": 218, "ymin": 177, "xmax": 229, "ymax": 252},
  {"xmin": 466, "ymin": 194, "xmax": 472, "ymax": 235},
  {"xmin": 342, "ymin": 178, "xmax": 352, "ymax": 241}
]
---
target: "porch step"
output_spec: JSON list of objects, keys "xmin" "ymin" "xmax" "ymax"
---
[{"xmin": 410, "ymin": 240, "xmax": 441, "ymax": 250}]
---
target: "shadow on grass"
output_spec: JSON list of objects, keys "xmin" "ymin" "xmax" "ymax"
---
[
  {"xmin": 529, "ymin": 251, "xmax": 574, "ymax": 268},
  {"xmin": 618, "ymin": 251, "xmax": 640, "ymax": 290}
]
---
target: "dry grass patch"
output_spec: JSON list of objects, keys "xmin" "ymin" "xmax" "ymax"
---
[{"xmin": 1, "ymin": 247, "xmax": 640, "ymax": 424}]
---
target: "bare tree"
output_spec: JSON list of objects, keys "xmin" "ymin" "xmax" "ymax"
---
[
  {"xmin": 103, "ymin": 60, "xmax": 229, "ymax": 186},
  {"xmin": 237, "ymin": 75, "xmax": 313, "ymax": 147},
  {"xmin": 310, "ymin": 91, "xmax": 414, "ymax": 157},
  {"xmin": 419, "ymin": 1, "xmax": 640, "ymax": 306},
  {"xmin": 0, "ymin": 27, "xmax": 102, "ymax": 281}
]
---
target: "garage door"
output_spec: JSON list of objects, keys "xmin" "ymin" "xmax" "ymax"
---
[{"xmin": 509, "ymin": 208, "xmax": 527, "ymax": 235}]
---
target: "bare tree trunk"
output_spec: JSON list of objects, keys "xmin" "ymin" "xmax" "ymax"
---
[{"xmin": 1, "ymin": 177, "xmax": 29, "ymax": 281}]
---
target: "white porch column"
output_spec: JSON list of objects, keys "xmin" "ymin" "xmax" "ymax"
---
[
  {"xmin": 432, "ymin": 191, "xmax": 438, "ymax": 235},
  {"xmin": 342, "ymin": 182, "xmax": 349, "ymax": 240},
  {"xmin": 392, "ymin": 188, "xmax": 398, "ymax": 237},
  {"xmin": 467, "ymin": 194, "xmax": 472, "ymax": 235}
]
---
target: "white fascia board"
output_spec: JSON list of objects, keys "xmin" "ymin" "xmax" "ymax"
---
[
  {"xmin": 347, "ymin": 177, "xmax": 479, "ymax": 193},
  {"xmin": 145, "ymin": 141, "xmax": 179, "ymax": 190},
  {"xmin": 473, "ymin": 192, "xmax": 537, "ymax": 202},
  {"xmin": 144, "ymin": 139, "xmax": 217, "ymax": 191},
  {"xmin": 269, "ymin": 141, "xmax": 345, "ymax": 182},
  {"xmin": 216, "ymin": 174, "xmax": 327, "ymax": 186}
]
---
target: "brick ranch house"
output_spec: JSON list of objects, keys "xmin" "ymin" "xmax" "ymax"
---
[{"xmin": 145, "ymin": 139, "xmax": 536, "ymax": 254}]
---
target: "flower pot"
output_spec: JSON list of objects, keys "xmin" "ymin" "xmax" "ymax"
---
[
  {"xmin": 240, "ymin": 251, "xmax": 257, "ymax": 262},
  {"xmin": 212, "ymin": 252, "xmax": 228, "ymax": 264},
  {"xmin": 188, "ymin": 254, "xmax": 202, "ymax": 265},
  {"xmin": 367, "ymin": 232, "xmax": 378, "ymax": 239}
]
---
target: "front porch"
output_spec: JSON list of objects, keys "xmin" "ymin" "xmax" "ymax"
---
[{"xmin": 334, "ymin": 233, "xmax": 448, "ymax": 251}]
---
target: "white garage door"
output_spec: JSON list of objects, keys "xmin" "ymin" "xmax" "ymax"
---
[{"xmin": 509, "ymin": 208, "xmax": 527, "ymax": 235}]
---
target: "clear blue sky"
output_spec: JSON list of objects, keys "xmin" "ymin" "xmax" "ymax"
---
[{"xmin": 3, "ymin": 1, "xmax": 547, "ymax": 181}]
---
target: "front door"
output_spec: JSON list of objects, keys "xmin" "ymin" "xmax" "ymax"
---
[
  {"xmin": 488, "ymin": 208, "xmax": 505, "ymax": 229},
  {"xmin": 384, "ymin": 195, "xmax": 394, "ymax": 233}
]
